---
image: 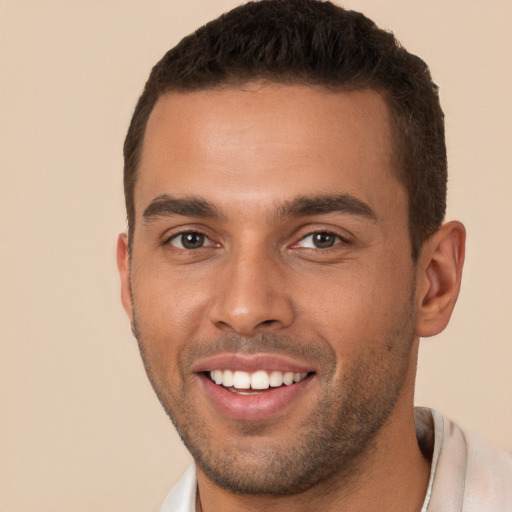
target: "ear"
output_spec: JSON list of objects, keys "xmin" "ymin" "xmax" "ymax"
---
[
  {"xmin": 116, "ymin": 233, "xmax": 134, "ymax": 322},
  {"xmin": 415, "ymin": 221, "xmax": 466, "ymax": 338}
]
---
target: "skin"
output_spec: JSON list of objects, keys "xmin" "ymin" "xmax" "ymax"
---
[{"xmin": 117, "ymin": 83, "xmax": 465, "ymax": 511}]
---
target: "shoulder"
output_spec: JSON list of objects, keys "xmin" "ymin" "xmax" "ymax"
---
[
  {"xmin": 427, "ymin": 409, "xmax": 512, "ymax": 512},
  {"xmin": 463, "ymin": 428, "xmax": 512, "ymax": 511},
  {"xmin": 159, "ymin": 465, "xmax": 197, "ymax": 512}
]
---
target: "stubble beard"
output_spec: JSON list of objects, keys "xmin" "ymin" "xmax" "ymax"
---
[{"xmin": 132, "ymin": 293, "xmax": 416, "ymax": 497}]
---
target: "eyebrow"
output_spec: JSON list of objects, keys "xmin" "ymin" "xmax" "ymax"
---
[
  {"xmin": 143, "ymin": 194, "xmax": 225, "ymax": 222},
  {"xmin": 142, "ymin": 192, "xmax": 377, "ymax": 224},
  {"xmin": 273, "ymin": 194, "xmax": 377, "ymax": 222}
]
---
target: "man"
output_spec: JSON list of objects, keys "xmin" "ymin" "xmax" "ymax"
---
[{"xmin": 116, "ymin": 1, "xmax": 512, "ymax": 510}]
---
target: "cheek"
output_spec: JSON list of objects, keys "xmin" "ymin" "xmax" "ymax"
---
[
  {"xmin": 131, "ymin": 263, "xmax": 213, "ymax": 343},
  {"xmin": 294, "ymin": 258, "xmax": 414, "ymax": 351},
  {"xmin": 131, "ymin": 271, "xmax": 212, "ymax": 393},
  {"xmin": 134, "ymin": 280, "xmax": 212, "ymax": 339}
]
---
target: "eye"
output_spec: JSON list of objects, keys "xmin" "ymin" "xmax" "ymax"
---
[
  {"xmin": 296, "ymin": 232, "xmax": 342, "ymax": 249},
  {"xmin": 168, "ymin": 231, "xmax": 213, "ymax": 250}
]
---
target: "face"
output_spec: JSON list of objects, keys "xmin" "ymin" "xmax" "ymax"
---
[{"xmin": 119, "ymin": 84, "xmax": 420, "ymax": 495}]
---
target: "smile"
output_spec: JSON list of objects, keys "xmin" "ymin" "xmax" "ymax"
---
[
  {"xmin": 195, "ymin": 359, "xmax": 315, "ymax": 420},
  {"xmin": 209, "ymin": 369, "xmax": 309, "ymax": 391}
]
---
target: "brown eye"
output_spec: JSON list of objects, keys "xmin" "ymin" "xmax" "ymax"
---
[
  {"xmin": 297, "ymin": 232, "xmax": 341, "ymax": 249},
  {"xmin": 312, "ymin": 233, "xmax": 336, "ymax": 248},
  {"xmin": 170, "ymin": 232, "xmax": 207, "ymax": 249}
]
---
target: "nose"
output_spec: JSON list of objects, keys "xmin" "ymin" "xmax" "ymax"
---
[{"xmin": 209, "ymin": 249, "xmax": 295, "ymax": 336}]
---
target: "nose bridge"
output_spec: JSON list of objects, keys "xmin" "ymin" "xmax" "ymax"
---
[{"xmin": 210, "ymin": 241, "xmax": 294, "ymax": 335}]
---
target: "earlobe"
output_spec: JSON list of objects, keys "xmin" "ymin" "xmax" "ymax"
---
[
  {"xmin": 116, "ymin": 233, "xmax": 133, "ymax": 321},
  {"xmin": 415, "ymin": 221, "xmax": 466, "ymax": 338}
]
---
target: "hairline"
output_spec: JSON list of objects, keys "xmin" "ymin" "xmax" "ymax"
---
[{"xmin": 127, "ymin": 79, "xmax": 414, "ymax": 255}]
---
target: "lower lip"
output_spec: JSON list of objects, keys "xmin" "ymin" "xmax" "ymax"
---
[{"xmin": 198, "ymin": 374, "xmax": 313, "ymax": 421}]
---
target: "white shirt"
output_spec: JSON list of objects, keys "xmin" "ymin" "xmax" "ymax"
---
[{"xmin": 160, "ymin": 408, "xmax": 512, "ymax": 512}]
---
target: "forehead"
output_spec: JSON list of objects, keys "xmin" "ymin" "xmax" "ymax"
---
[{"xmin": 137, "ymin": 84, "xmax": 401, "ymax": 215}]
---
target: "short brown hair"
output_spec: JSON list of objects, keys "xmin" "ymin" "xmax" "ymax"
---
[{"xmin": 124, "ymin": 0, "xmax": 446, "ymax": 259}]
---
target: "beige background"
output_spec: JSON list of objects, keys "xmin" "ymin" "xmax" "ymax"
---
[{"xmin": 1, "ymin": 1, "xmax": 510, "ymax": 510}]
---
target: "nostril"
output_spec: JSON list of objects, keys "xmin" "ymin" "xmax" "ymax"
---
[{"xmin": 259, "ymin": 319, "xmax": 278, "ymax": 326}]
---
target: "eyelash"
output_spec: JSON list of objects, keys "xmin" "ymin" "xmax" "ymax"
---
[
  {"xmin": 165, "ymin": 230, "xmax": 216, "ymax": 250},
  {"xmin": 164, "ymin": 228, "xmax": 349, "ymax": 252},
  {"xmin": 294, "ymin": 230, "xmax": 349, "ymax": 250}
]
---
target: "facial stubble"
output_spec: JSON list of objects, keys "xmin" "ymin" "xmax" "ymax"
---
[{"xmin": 131, "ymin": 289, "xmax": 417, "ymax": 498}]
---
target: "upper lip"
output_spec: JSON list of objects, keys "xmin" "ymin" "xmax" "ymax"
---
[{"xmin": 190, "ymin": 353, "xmax": 315, "ymax": 374}]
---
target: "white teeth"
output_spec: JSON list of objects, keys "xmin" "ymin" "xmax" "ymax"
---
[
  {"xmin": 269, "ymin": 370, "xmax": 284, "ymax": 387},
  {"xmin": 233, "ymin": 371, "xmax": 251, "ymax": 389},
  {"xmin": 213, "ymin": 370, "xmax": 223, "ymax": 385},
  {"xmin": 283, "ymin": 372, "xmax": 295, "ymax": 385},
  {"xmin": 251, "ymin": 370, "xmax": 270, "ymax": 390},
  {"xmin": 209, "ymin": 369, "xmax": 309, "ymax": 390},
  {"xmin": 222, "ymin": 369, "xmax": 234, "ymax": 387}
]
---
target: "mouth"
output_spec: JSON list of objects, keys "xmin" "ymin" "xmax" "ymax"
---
[
  {"xmin": 206, "ymin": 369, "xmax": 310, "ymax": 394},
  {"xmin": 195, "ymin": 356, "xmax": 316, "ymax": 421}
]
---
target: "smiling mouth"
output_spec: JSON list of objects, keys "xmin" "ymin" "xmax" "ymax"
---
[{"xmin": 207, "ymin": 369, "xmax": 311, "ymax": 393}]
